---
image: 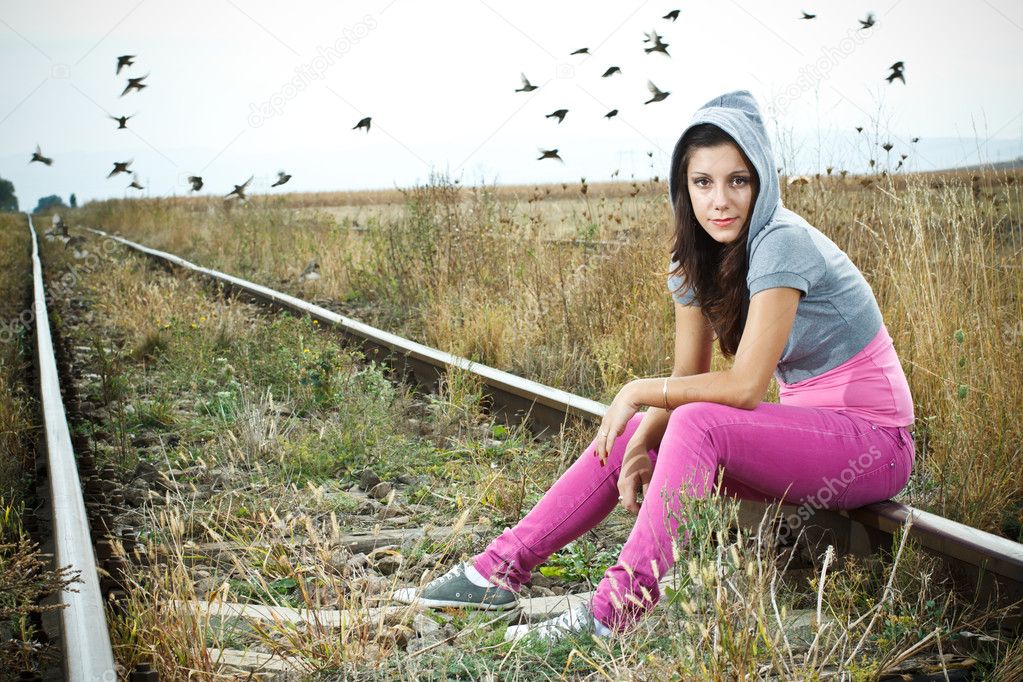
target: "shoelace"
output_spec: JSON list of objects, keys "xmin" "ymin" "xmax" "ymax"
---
[
  {"xmin": 534, "ymin": 604, "xmax": 593, "ymax": 637},
  {"xmin": 432, "ymin": 564, "xmax": 466, "ymax": 588}
]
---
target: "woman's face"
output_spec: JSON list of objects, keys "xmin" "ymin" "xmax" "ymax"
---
[{"xmin": 686, "ymin": 143, "xmax": 754, "ymax": 245}]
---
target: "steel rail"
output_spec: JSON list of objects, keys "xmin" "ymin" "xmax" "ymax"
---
[
  {"xmin": 30, "ymin": 217, "xmax": 117, "ymax": 680},
  {"xmin": 87, "ymin": 226, "xmax": 1023, "ymax": 603}
]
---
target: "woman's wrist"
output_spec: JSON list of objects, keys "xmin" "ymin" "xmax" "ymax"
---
[
  {"xmin": 626, "ymin": 378, "xmax": 670, "ymax": 409},
  {"xmin": 622, "ymin": 383, "xmax": 673, "ymax": 452}
]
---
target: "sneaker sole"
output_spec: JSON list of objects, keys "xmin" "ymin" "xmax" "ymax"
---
[
  {"xmin": 393, "ymin": 588, "xmax": 517, "ymax": 611},
  {"xmin": 417, "ymin": 596, "xmax": 518, "ymax": 611}
]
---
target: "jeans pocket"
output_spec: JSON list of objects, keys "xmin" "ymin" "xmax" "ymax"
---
[
  {"xmin": 884, "ymin": 427, "xmax": 915, "ymax": 493},
  {"xmin": 834, "ymin": 457, "xmax": 898, "ymax": 510}
]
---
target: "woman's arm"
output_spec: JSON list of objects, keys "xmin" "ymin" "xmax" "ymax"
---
[
  {"xmin": 628, "ymin": 301, "xmax": 714, "ymax": 451},
  {"xmin": 630, "ymin": 287, "xmax": 801, "ymax": 412},
  {"xmin": 596, "ymin": 287, "xmax": 801, "ymax": 463}
]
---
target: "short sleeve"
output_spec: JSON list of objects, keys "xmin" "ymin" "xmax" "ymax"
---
[
  {"xmin": 747, "ymin": 227, "xmax": 826, "ymax": 298},
  {"xmin": 667, "ymin": 259, "xmax": 698, "ymax": 306}
]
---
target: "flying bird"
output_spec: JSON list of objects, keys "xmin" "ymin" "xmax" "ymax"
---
[
  {"xmin": 800, "ymin": 11, "xmax": 816, "ymax": 20},
  {"xmin": 601, "ymin": 66, "xmax": 622, "ymax": 77},
  {"xmin": 855, "ymin": 126, "xmax": 864, "ymax": 133},
  {"xmin": 537, "ymin": 149, "xmax": 563, "ymax": 162},
  {"xmin": 120, "ymin": 73, "xmax": 149, "ymax": 96},
  {"xmin": 187, "ymin": 175, "xmax": 204, "ymax": 192},
  {"xmin": 663, "ymin": 9, "xmax": 680, "ymax": 21},
  {"xmin": 515, "ymin": 73, "xmax": 538, "ymax": 92},
  {"xmin": 643, "ymin": 30, "xmax": 670, "ymax": 56},
  {"xmin": 115, "ymin": 55, "xmax": 135, "ymax": 75},
  {"xmin": 109, "ymin": 114, "xmax": 133, "ymax": 129},
  {"xmin": 128, "ymin": 174, "xmax": 144, "ymax": 190},
  {"xmin": 570, "ymin": 47, "xmax": 589, "ymax": 55},
  {"xmin": 886, "ymin": 61, "xmax": 905, "ymax": 84},
  {"xmin": 604, "ymin": 109, "xmax": 618, "ymax": 119},
  {"xmin": 858, "ymin": 12, "xmax": 876, "ymax": 29},
  {"xmin": 545, "ymin": 109, "xmax": 568, "ymax": 124},
  {"xmin": 911, "ymin": 137, "xmax": 920, "ymax": 143},
  {"xmin": 30, "ymin": 144, "xmax": 53, "ymax": 165},
  {"xmin": 271, "ymin": 170, "xmax": 292, "ymax": 187},
  {"xmin": 644, "ymin": 80, "xmax": 670, "ymax": 104},
  {"xmin": 881, "ymin": 142, "xmax": 894, "ymax": 152},
  {"xmin": 226, "ymin": 175, "xmax": 253, "ymax": 200},
  {"xmin": 107, "ymin": 160, "xmax": 132, "ymax": 178},
  {"xmin": 352, "ymin": 116, "xmax": 371, "ymax": 132}
]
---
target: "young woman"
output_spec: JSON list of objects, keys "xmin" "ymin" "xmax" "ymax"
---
[{"xmin": 393, "ymin": 90, "xmax": 915, "ymax": 642}]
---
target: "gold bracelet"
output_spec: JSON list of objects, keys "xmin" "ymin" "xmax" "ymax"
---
[{"xmin": 662, "ymin": 377, "xmax": 670, "ymax": 410}]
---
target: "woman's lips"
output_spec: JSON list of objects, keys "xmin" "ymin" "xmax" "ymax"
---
[{"xmin": 710, "ymin": 217, "xmax": 737, "ymax": 226}]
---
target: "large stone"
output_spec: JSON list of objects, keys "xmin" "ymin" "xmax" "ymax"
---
[
  {"xmin": 373, "ymin": 553, "xmax": 403, "ymax": 577},
  {"xmin": 359, "ymin": 469, "xmax": 381, "ymax": 491},
  {"xmin": 369, "ymin": 482, "xmax": 393, "ymax": 501}
]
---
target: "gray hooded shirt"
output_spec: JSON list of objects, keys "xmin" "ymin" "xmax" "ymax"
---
[{"xmin": 666, "ymin": 90, "xmax": 884, "ymax": 384}]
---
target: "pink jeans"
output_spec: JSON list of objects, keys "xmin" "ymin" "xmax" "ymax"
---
[{"xmin": 472, "ymin": 401, "xmax": 914, "ymax": 631}]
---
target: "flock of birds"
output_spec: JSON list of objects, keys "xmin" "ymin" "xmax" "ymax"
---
[
  {"xmin": 520, "ymin": 9, "xmax": 908, "ymax": 165},
  {"xmin": 522, "ymin": 8, "xmax": 683, "ymax": 164},
  {"xmin": 27, "ymin": 54, "xmax": 310, "ymax": 200},
  {"xmin": 27, "ymin": 8, "xmax": 914, "ymax": 196}
]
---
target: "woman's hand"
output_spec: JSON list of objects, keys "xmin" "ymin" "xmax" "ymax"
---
[
  {"xmin": 618, "ymin": 442, "xmax": 652, "ymax": 514},
  {"xmin": 593, "ymin": 381, "xmax": 642, "ymax": 466}
]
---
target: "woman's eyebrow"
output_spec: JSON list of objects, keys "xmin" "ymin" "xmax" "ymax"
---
[{"xmin": 689, "ymin": 169, "xmax": 750, "ymax": 176}]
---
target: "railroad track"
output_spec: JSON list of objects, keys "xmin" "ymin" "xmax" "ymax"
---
[
  {"xmin": 27, "ymin": 216, "xmax": 117, "ymax": 680},
  {"xmin": 24, "ymin": 217, "xmax": 1023, "ymax": 676},
  {"xmin": 32, "ymin": 219, "xmax": 627, "ymax": 677},
  {"xmin": 83, "ymin": 226, "xmax": 1023, "ymax": 607}
]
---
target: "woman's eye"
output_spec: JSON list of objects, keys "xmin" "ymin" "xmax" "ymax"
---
[
  {"xmin": 693, "ymin": 178, "xmax": 709, "ymax": 187},
  {"xmin": 733, "ymin": 176, "xmax": 749, "ymax": 186}
]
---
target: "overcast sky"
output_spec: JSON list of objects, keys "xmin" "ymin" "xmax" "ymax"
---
[{"xmin": 1, "ymin": 0, "xmax": 1021, "ymax": 209}]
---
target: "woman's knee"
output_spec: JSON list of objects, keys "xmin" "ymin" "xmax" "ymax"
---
[
  {"xmin": 659, "ymin": 403, "xmax": 730, "ymax": 476},
  {"xmin": 665, "ymin": 401, "xmax": 731, "ymax": 432}
]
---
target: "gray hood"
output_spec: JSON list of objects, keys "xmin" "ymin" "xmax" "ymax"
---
[{"xmin": 667, "ymin": 89, "xmax": 781, "ymax": 258}]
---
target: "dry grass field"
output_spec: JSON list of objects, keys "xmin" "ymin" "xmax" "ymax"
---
[
  {"xmin": 72, "ymin": 170, "xmax": 1023, "ymax": 539},
  {"xmin": 29, "ymin": 219, "xmax": 1023, "ymax": 678},
  {"xmin": 6, "ymin": 169, "xmax": 1021, "ymax": 677}
]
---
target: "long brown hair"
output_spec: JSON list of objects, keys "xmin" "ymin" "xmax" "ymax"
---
[{"xmin": 669, "ymin": 124, "xmax": 760, "ymax": 358}]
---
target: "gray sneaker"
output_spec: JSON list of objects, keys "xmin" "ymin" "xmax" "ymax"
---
[
  {"xmin": 392, "ymin": 563, "xmax": 518, "ymax": 611},
  {"xmin": 504, "ymin": 602, "xmax": 609, "ymax": 643}
]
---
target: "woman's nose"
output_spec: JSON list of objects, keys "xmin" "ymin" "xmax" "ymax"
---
[{"xmin": 712, "ymin": 187, "xmax": 729, "ymax": 208}]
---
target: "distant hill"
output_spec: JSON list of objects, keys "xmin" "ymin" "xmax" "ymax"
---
[{"xmin": 938, "ymin": 157, "xmax": 1023, "ymax": 172}]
